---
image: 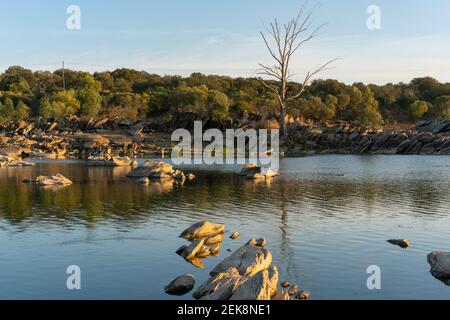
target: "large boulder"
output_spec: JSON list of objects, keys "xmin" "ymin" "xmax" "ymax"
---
[
  {"xmin": 164, "ymin": 274, "xmax": 195, "ymax": 296},
  {"xmin": 210, "ymin": 238, "xmax": 272, "ymax": 277},
  {"xmin": 229, "ymin": 266, "xmax": 278, "ymax": 300},
  {"xmin": 427, "ymin": 251, "xmax": 450, "ymax": 280},
  {"xmin": 179, "ymin": 221, "xmax": 225, "ymax": 240},
  {"xmin": 193, "ymin": 268, "xmax": 243, "ymax": 300}
]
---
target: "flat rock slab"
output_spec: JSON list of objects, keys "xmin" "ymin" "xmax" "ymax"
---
[
  {"xmin": 210, "ymin": 238, "xmax": 272, "ymax": 277},
  {"xmin": 428, "ymin": 251, "xmax": 450, "ymax": 280},
  {"xmin": 164, "ymin": 274, "xmax": 195, "ymax": 296},
  {"xmin": 179, "ymin": 221, "xmax": 225, "ymax": 240}
]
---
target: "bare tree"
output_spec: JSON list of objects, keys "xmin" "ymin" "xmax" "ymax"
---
[{"xmin": 259, "ymin": 7, "xmax": 336, "ymax": 138}]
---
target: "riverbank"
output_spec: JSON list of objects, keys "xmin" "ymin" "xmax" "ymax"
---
[{"xmin": 0, "ymin": 119, "xmax": 449, "ymax": 162}]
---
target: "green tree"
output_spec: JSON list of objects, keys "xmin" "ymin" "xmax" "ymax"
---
[
  {"xmin": 208, "ymin": 90, "xmax": 229, "ymax": 122},
  {"xmin": 433, "ymin": 96, "xmax": 450, "ymax": 120},
  {"xmin": 39, "ymin": 90, "xmax": 81, "ymax": 120},
  {"xmin": 409, "ymin": 100, "xmax": 430, "ymax": 120},
  {"xmin": 76, "ymin": 74, "xmax": 102, "ymax": 117}
]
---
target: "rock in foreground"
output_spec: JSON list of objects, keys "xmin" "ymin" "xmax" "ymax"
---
[
  {"xmin": 210, "ymin": 238, "xmax": 272, "ymax": 277},
  {"xmin": 427, "ymin": 251, "xmax": 450, "ymax": 280},
  {"xmin": 164, "ymin": 274, "xmax": 195, "ymax": 296}
]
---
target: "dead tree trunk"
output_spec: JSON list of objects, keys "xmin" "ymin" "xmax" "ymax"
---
[{"xmin": 259, "ymin": 6, "xmax": 336, "ymax": 139}]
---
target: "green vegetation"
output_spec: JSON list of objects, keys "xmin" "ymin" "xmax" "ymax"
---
[{"xmin": 1, "ymin": 66, "xmax": 449, "ymax": 128}]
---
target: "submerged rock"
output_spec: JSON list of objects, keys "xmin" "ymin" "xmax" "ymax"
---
[
  {"xmin": 179, "ymin": 221, "xmax": 225, "ymax": 240},
  {"xmin": 164, "ymin": 274, "xmax": 195, "ymax": 296},
  {"xmin": 387, "ymin": 239, "xmax": 410, "ymax": 248},
  {"xmin": 427, "ymin": 251, "xmax": 450, "ymax": 280}
]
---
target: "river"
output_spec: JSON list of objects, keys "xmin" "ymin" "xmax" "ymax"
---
[{"xmin": 1, "ymin": 155, "xmax": 449, "ymax": 299}]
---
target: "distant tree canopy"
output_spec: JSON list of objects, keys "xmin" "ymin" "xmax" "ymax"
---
[{"xmin": 0, "ymin": 66, "xmax": 450, "ymax": 127}]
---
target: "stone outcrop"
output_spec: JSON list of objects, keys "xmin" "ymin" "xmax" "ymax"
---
[
  {"xmin": 174, "ymin": 221, "xmax": 310, "ymax": 301},
  {"xmin": 286, "ymin": 120, "xmax": 450, "ymax": 156}
]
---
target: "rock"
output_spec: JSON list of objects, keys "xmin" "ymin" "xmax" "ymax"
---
[
  {"xmin": 137, "ymin": 177, "xmax": 150, "ymax": 185},
  {"xmin": 288, "ymin": 284, "xmax": 299, "ymax": 296},
  {"xmin": 80, "ymin": 135, "xmax": 109, "ymax": 149},
  {"xmin": 205, "ymin": 233, "xmax": 225, "ymax": 245},
  {"xmin": 179, "ymin": 221, "xmax": 225, "ymax": 240},
  {"xmin": 32, "ymin": 174, "xmax": 73, "ymax": 186},
  {"xmin": 180, "ymin": 239, "xmax": 206, "ymax": 260},
  {"xmin": 109, "ymin": 156, "xmax": 133, "ymax": 166},
  {"xmin": 129, "ymin": 122, "xmax": 144, "ymax": 136},
  {"xmin": 0, "ymin": 147, "xmax": 22, "ymax": 159},
  {"xmin": 387, "ymin": 239, "xmax": 410, "ymax": 248},
  {"xmin": 239, "ymin": 163, "xmax": 279, "ymax": 180},
  {"xmin": 230, "ymin": 232, "xmax": 240, "ymax": 240},
  {"xmin": 272, "ymin": 290, "xmax": 291, "ymax": 300},
  {"xmin": 164, "ymin": 274, "xmax": 195, "ymax": 296},
  {"xmin": 296, "ymin": 291, "xmax": 310, "ymax": 300},
  {"xmin": 207, "ymin": 243, "xmax": 222, "ymax": 256},
  {"xmin": 176, "ymin": 245, "xmax": 187, "ymax": 256},
  {"xmin": 127, "ymin": 160, "xmax": 175, "ymax": 179},
  {"xmin": 27, "ymin": 151, "xmax": 63, "ymax": 160},
  {"xmin": 280, "ymin": 280, "xmax": 289, "ymax": 288},
  {"xmin": 186, "ymin": 173, "xmax": 196, "ymax": 181},
  {"xmin": 193, "ymin": 268, "xmax": 243, "ymax": 300},
  {"xmin": 427, "ymin": 251, "xmax": 450, "ymax": 280},
  {"xmin": 229, "ymin": 266, "xmax": 278, "ymax": 300},
  {"xmin": 255, "ymin": 238, "xmax": 267, "ymax": 247},
  {"xmin": 197, "ymin": 245, "xmax": 213, "ymax": 259},
  {"xmin": 210, "ymin": 238, "xmax": 272, "ymax": 277}
]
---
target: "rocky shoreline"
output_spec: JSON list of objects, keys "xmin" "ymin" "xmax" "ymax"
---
[
  {"xmin": 0, "ymin": 118, "xmax": 449, "ymax": 162},
  {"xmin": 285, "ymin": 120, "xmax": 450, "ymax": 156}
]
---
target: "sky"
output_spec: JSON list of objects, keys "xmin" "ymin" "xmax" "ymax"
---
[{"xmin": 1, "ymin": 0, "xmax": 450, "ymax": 84}]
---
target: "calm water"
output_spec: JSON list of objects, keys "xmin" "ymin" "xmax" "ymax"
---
[{"xmin": 1, "ymin": 155, "xmax": 450, "ymax": 300}]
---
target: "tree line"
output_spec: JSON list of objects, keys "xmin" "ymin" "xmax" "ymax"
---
[{"xmin": 0, "ymin": 65, "xmax": 449, "ymax": 128}]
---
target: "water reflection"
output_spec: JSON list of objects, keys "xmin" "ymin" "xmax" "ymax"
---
[{"xmin": 1, "ymin": 156, "xmax": 450, "ymax": 299}]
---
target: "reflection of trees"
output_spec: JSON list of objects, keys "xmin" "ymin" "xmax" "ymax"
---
[{"xmin": 0, "ymin": 163, "xmax": 448, "ymax": 230}]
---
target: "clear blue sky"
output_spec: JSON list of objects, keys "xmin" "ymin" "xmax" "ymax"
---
[{"xmin": 2, "ymin": 0, "xmax": 450, "ymax": 84}]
